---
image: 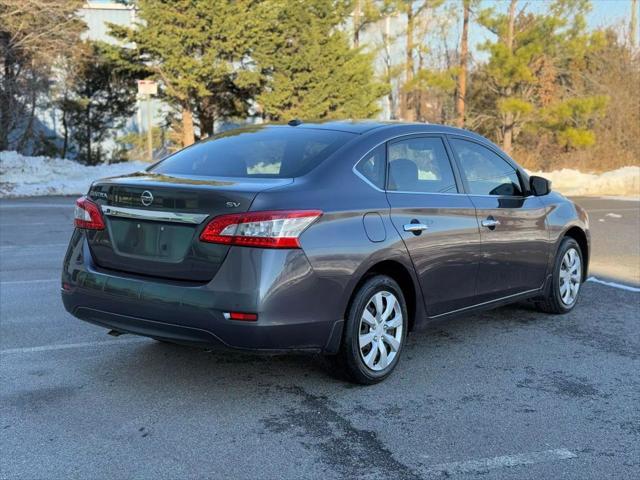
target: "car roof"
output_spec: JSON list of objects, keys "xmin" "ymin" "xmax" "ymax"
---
[{"xmin": 292, "ymin": 120, "xmax": 489, "ymax": 141}]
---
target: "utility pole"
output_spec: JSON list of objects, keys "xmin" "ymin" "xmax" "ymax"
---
[
  {"xmin": 146, "ymin": 94, "xmax": 153, "ymax": 162},
  {"xmin": 137, "ymin": 80, "xmax": 157, "ymax": 162}
]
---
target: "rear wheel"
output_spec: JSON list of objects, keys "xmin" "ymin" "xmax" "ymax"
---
[
  {"xmin": 536, "ymin": 237, "xmax": 583, "ymax": 314},
  {"xmin": 335, "ymin": 275, "xmax": 408, "ymax": 385}
]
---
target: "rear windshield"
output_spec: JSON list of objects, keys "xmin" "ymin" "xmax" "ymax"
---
[{"xmin": 150, "ymin": 126, "xmax": 355, "ymax": 178}]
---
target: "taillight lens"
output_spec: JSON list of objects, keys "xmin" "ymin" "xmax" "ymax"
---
[
  {"xmin": 74, "ymin": 196, "xmax": 105, "ymax": 230},
  {"xmin": 200, "ymin": 210, "xmax": 322, "ymax": 248}
]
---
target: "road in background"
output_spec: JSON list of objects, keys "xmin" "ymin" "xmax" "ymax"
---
[
  {"xmin": 1, "ymin": 196, "xmax": 639, "ymax": 479},
  {"xmin": 571, "ymin": 196, "xmax": 640, "ymax": 286}
]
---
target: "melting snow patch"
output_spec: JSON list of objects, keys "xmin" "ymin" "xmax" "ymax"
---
[
  {"xmin": 528, "ymin": 166, "xmax": 640, "ymax": 197},
  {"xmin": 605, "ymin": 213, "xmax": 622, "ymax": 219},
  {"xmin": 0, "ymin": 151, "xmax": 148, "ymax": 198}
]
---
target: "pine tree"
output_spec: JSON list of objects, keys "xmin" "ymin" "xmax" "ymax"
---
[
  {"xmin": 475, "ymin": 0, "xmax": 607, "ymax": 154},
  {"xmin": 255, "ymin": 0, "xmax": 387, "ymax": 121},
  {"xmin": 109, "ymin": 0, "xmax": 262, "ymax": 146}
]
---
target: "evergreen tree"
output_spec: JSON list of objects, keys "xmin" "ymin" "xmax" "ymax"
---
[
  {"xmin": 475, "ymin": 0, "xmax": 607, "ymax": 154},
  {"xmin": 256, "ymin": 0, "xmax": 387, "ymax": 121},
  {"xmin": 59, "ymin": 43, "xmax": 139, "ymax": 164},
  {"xmin": 109, "ymin": 0, "xmax": 262, "ymax": 146}
]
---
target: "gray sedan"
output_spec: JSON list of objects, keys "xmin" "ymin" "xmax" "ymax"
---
[{"xmin": 62, "ymin": 121, "xmax": 589, "ymax": 384}]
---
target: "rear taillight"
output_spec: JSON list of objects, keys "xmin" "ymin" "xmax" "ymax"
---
[
  {"xmin": 74, "ymin": 196, "xmax": 105, "ymax": 230},
  {"xmin": 200, "ymin": 210, "xmax": 322, "ymax": 248}
]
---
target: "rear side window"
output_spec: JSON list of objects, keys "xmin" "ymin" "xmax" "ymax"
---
[
  {"xmin": 449, "ymin": 138, "xmax": 523, "ymax": 196},
  {"xmin": 150, "ymin": 127, "xmax": 354, "ymax": 178},
  {"xmin": 355, "ymin": 145, "xmax": 386, "ymax": 189},
  {"xmin": 387, "ymin": 137, "xmax": 457, "ymax": 193}
]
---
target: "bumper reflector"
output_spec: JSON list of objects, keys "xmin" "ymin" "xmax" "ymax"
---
[{"xmin": 224, "ymin": 312, "xmax": 258, "ymax": 321}]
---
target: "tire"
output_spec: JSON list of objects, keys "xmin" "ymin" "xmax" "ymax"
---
[
  {"xmin": 535, "ymin": 237, "xmax": 584, "ymax": 314},
  {"xmin": 334, "ymin": 275, "xmax": 408, "ymax": 385}
]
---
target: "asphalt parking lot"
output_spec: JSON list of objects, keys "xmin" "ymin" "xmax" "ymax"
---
[{"xmin": 1, "ymin": 196, "xmax": 639, "ymax": 479}]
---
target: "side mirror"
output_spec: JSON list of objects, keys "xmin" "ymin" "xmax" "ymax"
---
[{"xmin": 530, "ymin": 176, "xmax": 551, "ymax": 196}]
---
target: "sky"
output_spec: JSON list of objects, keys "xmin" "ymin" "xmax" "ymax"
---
[
  {"xmin": 87, "ymin": 0, "xmax": 635, "ymax": 31},
  {"xmin": 582, "ymin": 0, "xmax": 634, "ymax": 29}
]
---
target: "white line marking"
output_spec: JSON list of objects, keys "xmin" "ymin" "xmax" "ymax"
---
[
  {"xmin": 0, "ymin": 222, "xmax": 66, "ymax": 227},
  {"xmin": 0, "ymin": 278, "xmax": 58, "ymax": 285},
  {"xmin": 0, "ymin": 338, "xmax": 149, "ymax": 355},
  {"xmin": 425, "ymin": 448, "xmax": 577, "ymax": 476},
  {"xmin": 588, "ymin": 276, "xmax": 640, "ymax": 292},
  {"xmin": 585, "ymin": 208, "xmax": 639, "ymax": 213},
  {"xmin": 596, "ymin": 196, "xmax": 640, "ymax": 202},
  {"xmin": 0, "ymin": 243, "xmax": 68, "ymax": 251},
  {"xmin": 0, "ymin": 203, "xmax": 72, "ymax": 209}
]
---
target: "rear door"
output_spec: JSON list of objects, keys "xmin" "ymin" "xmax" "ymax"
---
[
  {"xmin": 385, "ymin": 135, "xmax": 481, "ymax": 316},
  {"xmin": 447, "ymin": 136, "xmax": 550, "ymax": 302}
]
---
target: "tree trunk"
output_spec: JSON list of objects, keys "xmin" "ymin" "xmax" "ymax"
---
[
  {"xmin": 353, "ymin": 0, "xmax": 361, "ymax": 47},
  {"xmin": 0, "ymin": 52, "xmax": 15, "ymax": 151},
  {"xmin": 17, "ymin": 80, "xmax": 37, "ymax": 153},
  {"xmin": 182, "ymin": 106, "xmax": 195, "ymax": 147},
  {"xmin": 416, "ymin": 52, "xmax": 424, "ymax": 121},
  {"xmin": 401, "ymin": 7, "xmax": 415, "ymax": 121},
  {"xmin": 61, "ymin": 107, "xmax": 69, "ymax": 158},
  {"xmin": 86, "ymin": 105, "xmax": 92, "ymax": 165},
  {"xmin": 631, "ymin": 0, "xmax": 638, "ymax": 48},
  {"xmin": 198, "ymin": 107, "xmax": 214, "ymax": 139},
  {"xmin": 502, "ymin": 0, "xmax": 517, "ymax": 154},
  {"xmin": 383, "ymin": 16, "xmax": 396, "ymax": 119},
  {"xmin": 456, "ymin": 0, "xmax": 470, "ymax": 128}
]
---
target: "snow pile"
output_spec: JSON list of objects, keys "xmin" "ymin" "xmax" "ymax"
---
[
  {"xmin": 0, "ymin": 151, "xmax": 148, "ymax": 197},
  {"xmin": 528, "ymin": 166, "xmax": 640, "ymax": 198}
]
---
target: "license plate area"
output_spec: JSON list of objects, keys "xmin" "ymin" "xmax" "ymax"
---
[{"xmin": 108, "ymin": 218, "xmax": 195, "ymax": 262}]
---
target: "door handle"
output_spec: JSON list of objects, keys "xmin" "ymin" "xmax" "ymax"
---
[
  {"xmin": 481, "ymin": 217, "xmax": 500, "ymax": 229},
  {"xmin": 403, "ymin": 223, "xmax": 428, "ymax": 233}
]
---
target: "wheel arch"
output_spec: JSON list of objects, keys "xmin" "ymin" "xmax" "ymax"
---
[
  {"xmin": 562, "ymin": 226, "xmax": 589, "ymax": 281},
  {"xmin": 345, "ymin": 259, "xmax": 421, "ymax": 332}
]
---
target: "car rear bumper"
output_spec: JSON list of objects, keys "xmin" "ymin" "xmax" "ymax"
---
[{"xmin": 61, "ymin": 231, "xmax": 345, "ymax": 353}]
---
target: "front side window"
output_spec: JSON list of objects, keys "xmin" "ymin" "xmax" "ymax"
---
[
  {"xmin": 449, "ymin": 138, "xmax": 523, "ymax": 196},
  {"xmin": 150, "ymin": 127, "xmax": 355, "ymax": 178},
  {"xmin": 386, "ymin": 137, "xmax": 457, "ymax": 193},
  {"xmin": 355, "ymin": 145, "xmax": 386, "ymax": 189}
]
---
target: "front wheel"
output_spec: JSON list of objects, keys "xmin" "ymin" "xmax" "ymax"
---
[
  {"xmin": 535, "ymin": 237, "xmax": 584, "ymax": 314},
  {"xmin": 335, "ymin": 275, "xmax": 408, "ymax": 385}
]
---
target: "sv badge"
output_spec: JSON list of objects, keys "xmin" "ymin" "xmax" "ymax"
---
[{"xmin": 226, "ymin": 201, "xmax": 241, "ymax": 208}]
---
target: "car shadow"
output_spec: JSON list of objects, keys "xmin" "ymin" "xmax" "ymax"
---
[{"xmin": 85, "ymin": 301, "xmax": 553, "ymax": 389}]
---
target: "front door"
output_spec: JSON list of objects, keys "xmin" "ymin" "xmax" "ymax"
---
[
  {"xmin": 385, "ymin": 136, "xmax": 481, "ymax": 317},
  {"xmin": 447, "ymin": 137, "xmax": 550, "ymax": 303}
]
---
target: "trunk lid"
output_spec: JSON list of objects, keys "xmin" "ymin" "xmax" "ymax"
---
[{"xmin": 86, "ymin": 171, "xmax": 292, "ymax": 282}]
